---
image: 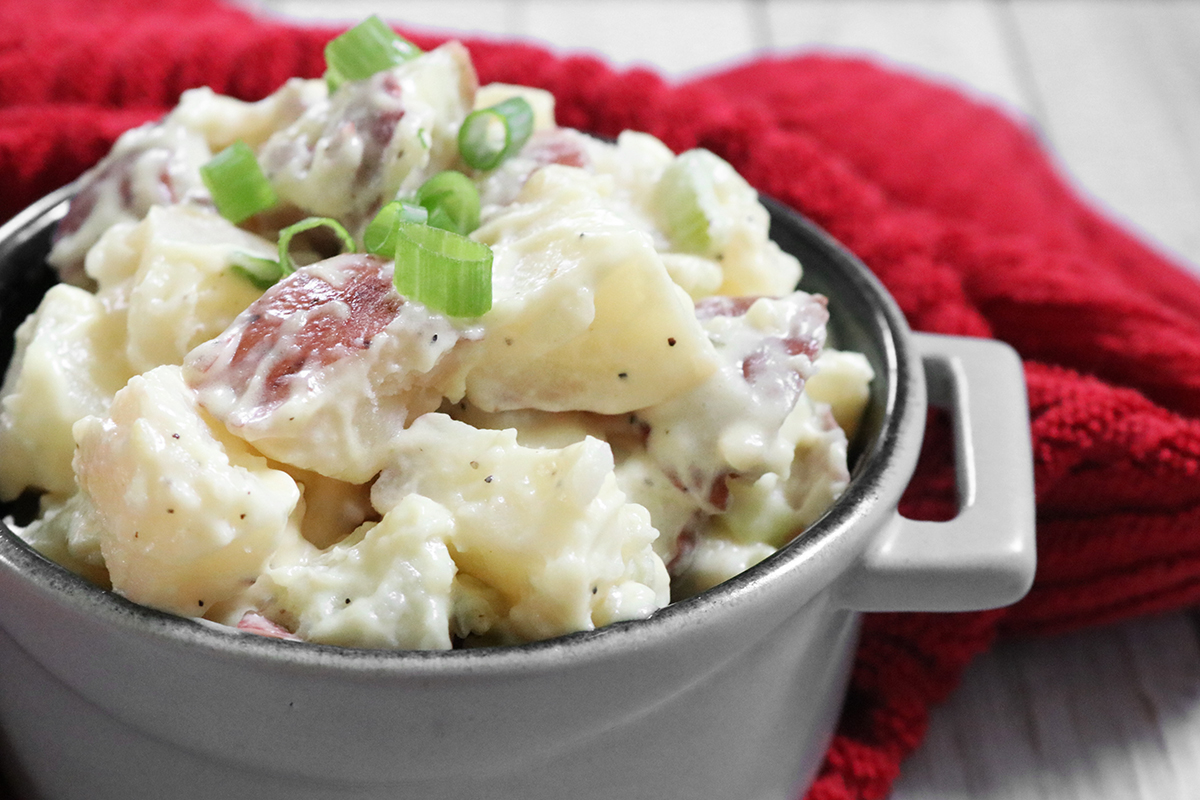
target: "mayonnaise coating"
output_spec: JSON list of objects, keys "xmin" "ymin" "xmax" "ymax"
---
[
  {"xmin": 467, "ymin": 166, "xmax": 719, "ymax": 413},
  {"xmin": 259, "ymin": 42, "xmax": 476, "ymax": 234},
  {"xmin": 73, "ymin": 365, "xmax": 303, "ymax": 616},
  {"xmin": 0, "ymin": 39, "xmax": 873, "ymax": 649},
  {"xmin": 255, "ymin": 494, "xmax": 458, "ymax": 650},
  {"xmin": 373, "ymin": 413, "xmax": 669, "ymax": 644},
  {"xmin": 0, "ymin": 284, "xmax": 131, "ymax": 500},
  {"xmin": 184, "ymin": 253, "xmax": 475, "ymax": 482}
]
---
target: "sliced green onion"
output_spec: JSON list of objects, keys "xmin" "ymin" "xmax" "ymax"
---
[
  {"xmin": 365, "ymin": 200, "xmax": 428, "ymax": 255},
  {"xmin": 229, "ymin": 252, "xmax": 284, "ymax": 291},
  {"xmin": 325, "ymin": 15, "xmax": 421, "ymax": 92},
  {"xmin": 200, "ymin": 141, "xmax": 278, "ymax": 225},
  {"xmin": 458, "ymin": 97, "xmax": 535, "ymax": 171},
  {"xmin": 392, "ymin": 221, "xmax": 492, "ymax": 317},
  {"xmin": 277, "ymin": 217, "xmax": 357, "ymax": 275},
  {"xmin": 415, "ymin": 171, "xmax": 481, "ymax": 236},
  {"xmin": 655, "ymin": 150, "xmax": 721, "ymax": 255}
]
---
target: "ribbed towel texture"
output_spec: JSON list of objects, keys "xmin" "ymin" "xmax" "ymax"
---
[{"xmin": 3, "ymin": 2, "xmax": 1199, "ymax": 797}]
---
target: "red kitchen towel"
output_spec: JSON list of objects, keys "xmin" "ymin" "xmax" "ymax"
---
[{"xmin": 3, "ymin": 2, "xmax": 1200, "ymax": 799}]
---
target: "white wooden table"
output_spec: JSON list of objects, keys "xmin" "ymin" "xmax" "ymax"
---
[{"xmin": 251, "ymin": 2, "xmax": 1200, "ymax": 798}]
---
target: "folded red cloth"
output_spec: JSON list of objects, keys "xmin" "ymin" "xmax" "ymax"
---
[{"xmin": 3, "ymin": 2, "xmax": 1200, "ymax": 799}]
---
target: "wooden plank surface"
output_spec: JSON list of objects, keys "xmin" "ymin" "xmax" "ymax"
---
[
  {"xmin": 764, "ymin": 0, "xmax": 1030, "ymax": 113},
  {"xmin": 249, "ymin": 2, "xmax": 1200, "ymax": 797},
  {"xmin": 893, "ymin": 613, "xmax": 1200, "ymax": 800},
  {"xmin": 1011, "ymin": 0, "xmax": 1200, "ymax": 274},
  {"xmin": 521, "ymin": 0, "xmax": 762, "ymax": 75}
]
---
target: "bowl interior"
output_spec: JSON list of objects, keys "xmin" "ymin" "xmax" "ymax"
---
[{"xmin": 0, "ymin": 189, "xmax": 908, "ymax": 661}]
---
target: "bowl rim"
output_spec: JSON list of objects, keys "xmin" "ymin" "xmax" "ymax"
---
[{"xmin": 0, "ymin": 185, "xmax": 919, "ymax": 673}]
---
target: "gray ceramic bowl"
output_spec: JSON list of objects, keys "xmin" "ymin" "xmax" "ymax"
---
[{"xmin": 0, "ymin": 185, "xmax": 1036, "ymax": 800}]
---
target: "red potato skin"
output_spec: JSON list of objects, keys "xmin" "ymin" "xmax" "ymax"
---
[
  {"xmin": 524, "ymin": 129, "xmax": 590, "ymax": 169},
  {"xmin": 187, "ymin": 254, "xmax": 405, "ymax": 422},
  {"xmin": 351, "ymin": 72, "xmax": 405, "ymax": 188},
  {"xmin": 54, "ymin": 149, "xmax": 175, "ymax": 243},
  {"xmin": 660, "ymin": 293, "xmax": 829, "ymax": 515},
  {"xmin": 236, "ymin": 610, "xmax": 301, "ymax": 641},
  {"xmin": 694, "ymin": 294, "xmax": 827, "ymax": 400}
]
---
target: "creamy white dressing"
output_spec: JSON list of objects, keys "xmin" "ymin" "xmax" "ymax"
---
[
  {"xmin": 49, "ymin": 123, "xmax": 214, "ymax": 283},
  {"xmin": 638, "ymin": 295, "xmax": 828, "ymax": 515},
  {"xmin": 259, "ymin": 42, "xmax": 476, "ymax": 234},
  {"xmin": 183, "ymin": 254, "xmax": 475, "ymax": 483},
  {"xmin": 0, "ymin": 41, "xmax": 872, "ymax": 649}
]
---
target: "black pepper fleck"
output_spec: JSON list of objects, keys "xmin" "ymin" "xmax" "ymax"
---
[
  {"xmin": 345, "ymin": 598, "xmax": 352, "ymax": 604},
  {"xmin": 591, "ymin": 586, "xmax": 598, "ymax": 594},
  {"xmin": 198, "ymin": 600, "xmax": 205, "ymax": 607},
  {"xmin": 617, "ymin": 372, "xmax": 628, "ymax": 379},
  {"xmin": 172, "ymin": 433, "xmax": 181, "ymax": 439},
  {"xmin": 431, "ymin": 333, "xmax": 439, "ymax": 343},
  {"xmin": 484, "ymin": 475, "xmax": 494, "ymax": 483}
]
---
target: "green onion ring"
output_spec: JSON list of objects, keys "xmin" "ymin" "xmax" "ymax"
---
[
  {"xmin": 392, "ymin": 221, "xmax": 493, "ymax": 317},
  {"xmin": 229, "ymin": 252, "xmax": 284, "ymax": 291},
  {"xmin": 655, "ymin": 150, "xmax": 721, "ymax": 255},
  {"xmin": 277, "ymin": 217, "xmax": 357, "ymax": 275},
  {"xmin": 458, "ymin": 97, "xmax": 535, "ymax": 171},
  {"xmin": 365, "ymin": 200, "xmax": 429, "ymax": 256},
  {"xmin": 324, "ymin": 15, "xmax": 421, "ymax": 92},
  {"xmin": 200, "ymin": 141, "xmax": 278, "ymax": 225},
  {"xmin": 415, "ymin": 171, "xmax": 481, "ymax": 236}
]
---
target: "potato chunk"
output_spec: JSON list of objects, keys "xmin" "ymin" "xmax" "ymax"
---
[
  {"xmin": 48, "ymin": 123, "xmax": 212, "ymax": 282},
  {"xmin": 73, "ymin": 365, "xmax": 302, "ymax": 617},
  {"xmin": 167, "ymin": 78, "xmax": 327, "ymax": 152},
  {"xmin": 0, "ymin": 285, "xmax": 131, "ymax": 500},
  {"xmin": 467, "ymin": 166, "xmax": 719, "ymax": 413},
  {"xmin": 255, "ymin": 494, "xmax": 458, "ymax": 650},
  {"xmin": 184, "ymin": 254, "xmax": 474, "ymax": 483},
  {"xmin": 95, "ymin": 204, "xmax": 275, "ymax": 373},
  {"xmin": 258, "ymin": 42, "xmax": 477, "ymax": 233},
  {"xmin": 372, "ymin": 413, "xmax": 669, "ymax": 644},
  {"xmin": 639, "ymin": 293, "xmax": 830, "ymax": 514}
]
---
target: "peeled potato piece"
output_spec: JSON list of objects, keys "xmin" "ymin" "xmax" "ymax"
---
[
  {"xmin": 74, "ymin": 365, "xmax": 302, "ymax": 617},
  {"xmin": 0, "ymin": 284, "xmax": 131, "ymax": 500},
  {"xmin": 255, "ymin": 494, "xmax": 458, "ymax": 650},
  {"xmin": 466, "ymin": 166, "xmax": 719, "ymax": 414},
  {"xmin": 372, "ymin": 412, "xmax": 669, "ymax": 644}
]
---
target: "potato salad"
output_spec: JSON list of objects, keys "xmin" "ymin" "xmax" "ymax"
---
[{"xmin": 0, "ymin": 19, "xmax": 872, "ymax": 649}]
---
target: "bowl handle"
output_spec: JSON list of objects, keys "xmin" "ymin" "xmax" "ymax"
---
[{"xmin": 838, "ymin": 333, "xmax": 1037, "ymax": 612}]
